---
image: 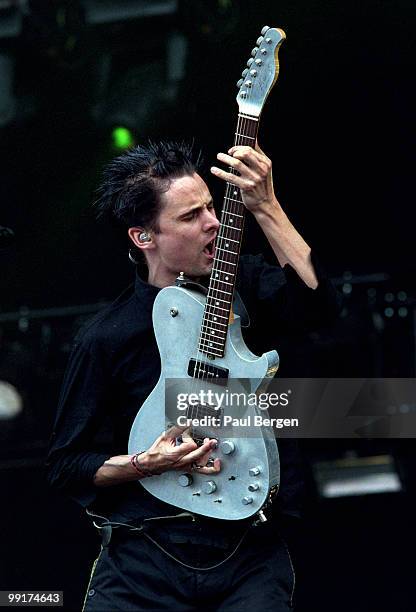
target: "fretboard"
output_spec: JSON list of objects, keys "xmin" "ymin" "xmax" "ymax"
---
[{"xmin": 198, "ymin": 113, "xmax": 259, "ymax": 359}]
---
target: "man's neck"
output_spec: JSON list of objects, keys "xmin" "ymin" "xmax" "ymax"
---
[{"xmin": 147, "ymin": 268, "xmax": 203, "ymax": 289}]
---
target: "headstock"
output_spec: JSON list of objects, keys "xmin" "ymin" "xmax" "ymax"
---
[{"xmin": 236, "ymin": 26, "xmax": 286, "ymax": 117}]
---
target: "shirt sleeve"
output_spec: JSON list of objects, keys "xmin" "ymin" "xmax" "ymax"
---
[{"xmin": 46, "ymin": 331, "xmax": 112, "ymax": 507}]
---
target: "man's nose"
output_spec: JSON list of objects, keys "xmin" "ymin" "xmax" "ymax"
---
[{"xmin": 203, "ymin": 208, "xmax": 220, "ymax": 232}]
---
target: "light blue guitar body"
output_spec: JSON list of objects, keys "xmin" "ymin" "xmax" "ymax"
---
[{"xmin": 128, "ymin": 285, "xmax": 280, "ymax": 520}]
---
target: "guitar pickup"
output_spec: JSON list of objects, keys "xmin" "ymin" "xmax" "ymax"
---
[{"xmin": 187, "ymin": 359, "xmax": 229, "ymax": 385}]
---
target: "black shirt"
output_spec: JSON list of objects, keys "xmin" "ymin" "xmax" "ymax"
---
[{"xmin": 47, "ymin": 253, "xmax": 339, "ymax": 527}]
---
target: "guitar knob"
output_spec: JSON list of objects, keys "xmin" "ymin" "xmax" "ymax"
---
[
  {"xmin": 251, "ymin": 47, "xmax": 259, "ymax": 57},
  {"xmin": 248, "ymin": 483, "xmax": 259, "ymax": 491},
  {"xmin": 202, "ymin": 480, "xmax": 217, "ymax": 494},
  {"xmin": 241, "ymin": 68, "xmax": 249, "ymax": 77},
  {"xmin": 178, "ymin": 474, "xmax": 193, "ymax": 487},
  {"xmin": 247, "ymin": 58, "xmax": 254, "ymax": 67},
  {"xmin": 261, "ymin": 25, "xmax": 270, "ymax": 35},
  {"xmin": 242, "ymin": 496, "xmax": 253, "ymax": 505},
  {"xmin": 220, "ymin": 440, "xmax": 235, "ymax": 455},
  {"xmin": 256, "ymin": 36, "xmax": 264, "ymax": 46},
  {"xmin": 236, "ymin": 78, "xmax": 244, "ymax": 88},
  {"xmin": 249, "ymin": 466, "xmax": 261, "ymax": 476}
]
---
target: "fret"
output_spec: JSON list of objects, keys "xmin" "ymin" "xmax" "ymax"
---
[
  {"xmin": 205, "ymin": 304, "xmax": 229, "ymax": 314},
  {"xmin": 215, "ymin": 246, "xmax": 237, "ymax": 256},
  {"xmin": 224, "ymin": 196, "xmax": 244, "ymax": 205},
  {"xmin": 238, "ymin": 113, "xmax": 259, "ymax": 122},
  {"xmin": 199, "ymin": 337, "xmax": 225, "ymax": 347},
  {"xmin": 216, "ymin": 237, "xmax": 239, "ymax": 244},
  {"xmin": 211, "ymin": 278, "xmax": 233, "ymax": 286},
  {"xmin": 203, "ymin": 318, "xmax": 227, "ymax": 327},
  {"xmin": 211, "ymin": 269, "xmax": 235, "ymax": 278},
  {"xmin": 198, "ymin": 343, "xmax": 224, "ymax": 353},
  {"xmin": 198, "ymin": 345, "xmax": 223, "ymax": 356},
  {"xmin": 209, "ymin": 287, "xmax": 232, "ymax": 296},
  {"xmin": 199, "ymin": 338, "xmax": 224, "ymax": 349},
  {"xmin": 200, "ymin": 331, "xmax": 226, "ymax": 343},
  {"xmin": 204, "ymin": 312, "xmax": 228, "ymax": 321},
  {"xmin": 235, "ymin": 133, "xmax": 255, "ymax": 140},
  {"xmin": 214, "ymin": 257, "xmax": 237, "ymax": 266},
  {"xmin": 206, "ymin": 296, "xmax": 230, "ymax": 305},
  {"xmin": 222, "ymin": 210, "xmax": 244, "ymax": 218},
  {"xmin": 219, "ymin": 224, "xmax": 241, "ymax": 232},
  {"xmin": 201, "ymin": 325, "xmax": 227, "ymax": 340}
]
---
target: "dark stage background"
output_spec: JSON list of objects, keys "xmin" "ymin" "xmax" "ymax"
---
[{"xmin": 0, "ymin": 1, "xmax": 415, "ymax": 611}]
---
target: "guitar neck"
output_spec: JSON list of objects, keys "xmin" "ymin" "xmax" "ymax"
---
[{"xmin": 198, "ymin": 113, "xmax": 259, "ymax": 359}]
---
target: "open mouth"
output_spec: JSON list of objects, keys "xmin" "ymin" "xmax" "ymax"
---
[{"xmin": 203, "ymin": 238, "xmax": 216, "ymax": 259}]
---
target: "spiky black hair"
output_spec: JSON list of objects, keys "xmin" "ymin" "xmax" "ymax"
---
[{"xmin": 95, "ymin": 140, "xmax": 203, "ymax": 233}]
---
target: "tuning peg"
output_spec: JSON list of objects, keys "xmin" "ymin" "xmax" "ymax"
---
[
  {"xmin": 261, "ymin": 25, "xmax": 270, "ymax": 35},
  {"xmin": 241, "ymin": 68, "xmax": 249, "ymax": 77},
  {"xmin": 236, "ymin": 78, "xmax": 244, "ymax": 88},
  {"xmin": 246, "ymin": 58, "xmax": 254, "ymax": 67},
  {"xmin": 256, "ymin": 36, "xmax": 264, "ymax": 46},
  {"xmin": 251, "ymin": 47, "xmax": 259, "ymax": 57}
]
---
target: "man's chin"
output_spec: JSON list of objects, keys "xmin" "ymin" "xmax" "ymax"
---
[{"xmin": 182, "ymin": 263, "xmax": 212, "ymax": 280}]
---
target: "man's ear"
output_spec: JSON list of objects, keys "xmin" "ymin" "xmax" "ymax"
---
[{"xmin": 128, "ymin": 227, "xmax": 155, "ymax": 252}]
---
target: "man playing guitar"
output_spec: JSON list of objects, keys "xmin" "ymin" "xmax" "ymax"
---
[{"xmin": 48, "ymin": 138, "xmax": 339, "ymax": 611}]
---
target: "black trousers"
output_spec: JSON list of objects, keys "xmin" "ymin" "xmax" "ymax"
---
[{"xmin": 83, "ymin": 521, "xmax": 296, "ymax": 611}]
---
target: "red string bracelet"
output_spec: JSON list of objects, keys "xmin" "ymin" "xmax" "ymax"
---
[
  {"xmin": 130, "ymin": 452, "xmax": 154, "ymax": 478},
  {"xmin": 130, "ymin": 453, "xmax": 148, "ymax": 478}
]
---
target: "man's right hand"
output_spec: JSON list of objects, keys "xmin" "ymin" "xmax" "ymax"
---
[
  {"xmin": 136, "ymin": 425, "xmax": 221, "ymax": 476},
  {"xmin": 93, "ymin": 426, "xmax": 220, "ymax": 487}
]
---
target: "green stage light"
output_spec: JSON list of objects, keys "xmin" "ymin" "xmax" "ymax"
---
[{"xmin": 112, "ymin": 126, "xmax": 134, "ymax": 149}]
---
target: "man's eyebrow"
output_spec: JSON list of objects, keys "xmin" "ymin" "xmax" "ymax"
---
[{"xmin": 178, "ymin": 199, "xmax": 214, "ymax": 218}]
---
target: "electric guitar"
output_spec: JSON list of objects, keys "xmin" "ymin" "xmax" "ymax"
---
[{"xmin": 129, "ymin": 26, "xmax": 286, "ymax": 520}]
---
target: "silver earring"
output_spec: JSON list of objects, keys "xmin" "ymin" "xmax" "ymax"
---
[
  {"xmin": 128, "ymin": 248, "xmax": 140, "ymax": 264},
  {"xmin": 139, "ymin": 232, "xmax": 150, "ymax": 242}
]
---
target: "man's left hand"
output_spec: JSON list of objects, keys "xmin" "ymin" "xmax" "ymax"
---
[{"xmin": 210, "ymin": 143, "xmax": 278, "ymax": 215}]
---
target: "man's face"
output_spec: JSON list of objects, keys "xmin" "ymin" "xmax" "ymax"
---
[{"xmin": 150, "ymin": 173, "xmax": 220, "ymax": 285}]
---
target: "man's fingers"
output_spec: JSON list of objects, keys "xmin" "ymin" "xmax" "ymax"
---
[
  {"xmin": 228, "ymin": 145, "xmax": 265, "ymax": 163},
  {"xmin": 210, "ymin": 166, "xmax": 253, "ymax": 189},
  {"xmin": 220, "ymin": 151, "xmax": 262, "ymax": 175},
  {"xmin": 176, "ymin": 438, "xmax": 218, "ymax": 466},
  {"xmin": 192, "ymin": 458, "xmax": 221, "ymax": 475}
]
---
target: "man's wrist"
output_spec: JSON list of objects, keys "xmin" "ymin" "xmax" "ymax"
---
[
  {"xmin": 252, "ymin": 198, "xmax": 286, "ymax": 225},
  {"xmin": 131, "ymin": 451, "xmax": 159, "ymax": 477}
]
